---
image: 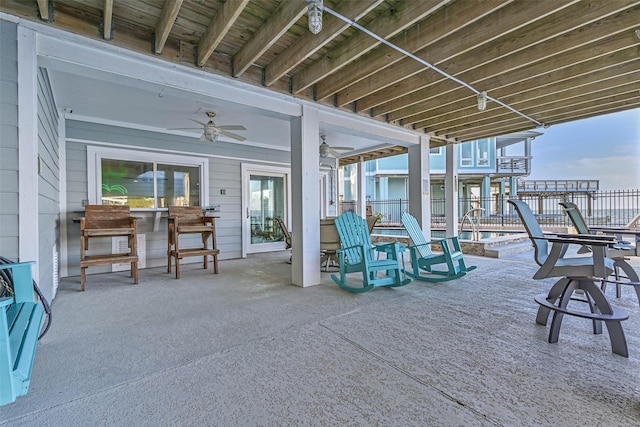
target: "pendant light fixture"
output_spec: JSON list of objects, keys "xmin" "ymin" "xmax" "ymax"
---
[{"xmin": 307, "ymin": 0, "xmax": 323, "ymax": 34}]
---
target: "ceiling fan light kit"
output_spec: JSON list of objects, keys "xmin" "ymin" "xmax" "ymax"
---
[
  {"xmin": 319, "ymin": 136, "xmax": 353, "ymax": 158},
  {"xmin": 169, "ymin": 111, "xmax": 247, "ymax": 142}
]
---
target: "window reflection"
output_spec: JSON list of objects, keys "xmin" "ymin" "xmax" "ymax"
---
[{"xmin": 101, "ymin": 159, "xmax": 201, "ymax": 208}]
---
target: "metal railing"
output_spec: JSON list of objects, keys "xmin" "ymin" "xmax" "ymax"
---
[
  {"xmin": 496, "ymin": 156, "xmax": 530, "ymax": 174},
  {"xmin": 517, "ymin": 179, "xmax": 600, "ymax": 193},
  {"xmin": 340, "ymin": 189, "xmax": 639, "ymax": 229}
]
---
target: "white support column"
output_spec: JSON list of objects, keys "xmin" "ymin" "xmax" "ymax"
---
[
  {"xmin": 408, "ymin": 135, "xmax": 431, "ymax": 237},
  {"xmin": 58, "ymin": 110, "xmax": 68, "ymax": 279},
  {"xmin": 290, "ymin": 106, "xmax": 321, "ymax": 287},
  {"xmin": 509, "ymin": 176, "xmax": 518, "ymax": 214},
  {"xmin": 357, "ymin": 157, "xmax": 367, "ymax": 217},
  {"xmin": 445, "ymin": 143, "xmax": 459, "ymax": 237},
  {"xmin": 17, "ymin": 26, "xmax": 39, "ymax": 274},
  {"xmin": 379, "ymin": 177, "xmax": 388, "ymax": 200},
  {"xmin": 481, "ymin": 176, "xmax": 491, "ymax": 215}
]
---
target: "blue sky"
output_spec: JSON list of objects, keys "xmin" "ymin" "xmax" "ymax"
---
[{"xmin": 526, "ymin": 108, "xmax": 640, "ymax": 190}]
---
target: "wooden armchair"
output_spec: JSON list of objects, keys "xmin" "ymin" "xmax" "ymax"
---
[
  {"xmin": 271, "ymin": 216, "xmax": 292, "ymax": 263},
  {"xmin": 80, "ymin": 205, "xmax": 139, "ymax": 291},
  {"xmin": 167, "ymin": 206, "xmax": 219, "ymax": 279}
]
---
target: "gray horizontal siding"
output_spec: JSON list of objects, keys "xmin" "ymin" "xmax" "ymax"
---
[
  {"xmin": 38, "ymin": 67, "xmax": 60, "ymax": 303},
  {"xmin": 0, "ymin": 20, "xmax": 18, "ymax": 260}
]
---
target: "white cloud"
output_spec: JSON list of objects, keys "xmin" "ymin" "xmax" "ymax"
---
[{"xmin": 538, "ymin": 155, "xmax": 640, "ymax": 190}]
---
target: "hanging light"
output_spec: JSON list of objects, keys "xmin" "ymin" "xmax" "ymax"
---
[
  {"xmin": 307, "ymin": 0, "xmax": 323, "ymax": 34},
  {"xmin": 477, "ymin": 91, "xmax": 487, "ymax": 111}
]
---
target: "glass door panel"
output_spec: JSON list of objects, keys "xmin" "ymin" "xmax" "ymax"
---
[{"xmin": 248, "ymin": 174, "xmax": 287, "ymax": 253}]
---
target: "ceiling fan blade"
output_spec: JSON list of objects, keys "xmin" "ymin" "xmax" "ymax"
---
[
  {"xmin": 329, "ymin": 149, "xmax": 341, "ymax": 157},
  {"xmin": 219, "ymin": 130, "xmax": 246, "ymax": 141},
  {"xmin": 331, "ymin": 146, "xmax": 354, "ymax": 151},
  {"xmin": 217, "ymin": 125, "xmax": 246, "ymax": 131},
  {"xmin": 168, "ymin": 127, "xmax": 202, "ymax": 130},
  {"xmin": 189, "ymin": 119, "xmax": 207, "ymax": 126}
]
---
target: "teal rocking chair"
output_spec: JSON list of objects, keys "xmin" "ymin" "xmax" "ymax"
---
[
  {"xmin": 331, "ymin": 212, "xmax": 412, "ymax": 293},
  {"xmin": 401, "ymin": 212, "xmax": 476, "ymax": 282}
]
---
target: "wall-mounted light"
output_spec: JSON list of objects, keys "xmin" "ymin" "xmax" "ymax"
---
[
  {"xmin": 477, "ymin": 91, "xmax": 487, "ymax": 111},
  {"xmin": 307, "ymin": 0, "xmax": 323, "ymax": 34}
]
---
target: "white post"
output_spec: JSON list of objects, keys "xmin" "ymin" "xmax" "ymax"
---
[
  {"xmin": 408, "ymin": 135, "xmax": 431, "ymax": 237},
  {"xmin": 290, "ymin": 106, "xmax": 321, "ymax": 287},
  {"xmin": 357, "ymin": 157, "xmax": 367, "ymax": 217},
  {"xmin": 17, "ymin": 26, "xmax": 39, "ymax": 275},
  {"xmin": 445, "ymin": 143, "xmax": 459, "ymax": 237}
]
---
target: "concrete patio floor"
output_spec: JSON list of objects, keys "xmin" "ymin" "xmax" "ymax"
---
[{"xmin": 2, "ymin": 252, "xmax": 640, "ymax": 426}]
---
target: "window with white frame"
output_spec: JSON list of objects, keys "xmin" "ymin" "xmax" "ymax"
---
[
  {"xmin": 88, "ymin": 147, "xmax": 208, "ymax": 209},
  {"xmin": 459, "ymin": 142, "xmax": 473, "ymax": 167},
  {"xmin": 476, "ymin": 138, "xmax": 489, "ymax": 166},
  {"xmin": 429, "ymin": 147, "xmax": 442, "ymax": 155}
]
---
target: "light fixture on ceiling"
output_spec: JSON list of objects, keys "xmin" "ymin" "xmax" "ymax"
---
[
  {"xmin": 307, "ymin": 0, "xmax": 323, "ymax": 34},
  {"xmin": 477, "ymin": 91, "xmax": 487, "ymax": 111},
  {"xmin": 636, "ymin": 29, "xmax": 640, "ymax": 40}
]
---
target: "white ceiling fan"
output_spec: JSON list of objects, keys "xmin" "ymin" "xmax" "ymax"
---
[
  {"xmin": 170, "ymin": 111, "xmax": 246, "ymax": 142},
  {"xmin": 319, "ymin": 135, "xmax": 353, "ymax": 158}
]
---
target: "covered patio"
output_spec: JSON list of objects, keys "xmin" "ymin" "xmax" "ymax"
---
[{"xmin": 2, "ymin": 253, "xmax": 640, "ymax": 425}]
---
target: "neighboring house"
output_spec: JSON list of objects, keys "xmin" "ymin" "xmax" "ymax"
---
[{"xmin": 341, "ymin": 131, "xmax": 541, "ymax": 215}]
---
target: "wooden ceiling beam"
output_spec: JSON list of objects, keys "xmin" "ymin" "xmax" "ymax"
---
[
  {"xmin": 424, "ymin": 82, "xmax": 639, "ymax": 136},
  {"xmin": 102, "ymin": 0, "xmax": 113, "ymax": 40},
  {"xmin": 336, "ymin": 0, "xmax": 577, "ymax": 108},
  {"xmin": 455, "ymin": 96, "xmax": 640, "ymax": 142},
  {"xmin": 448, "ymin": 122, "xmax": 537, "ymax": 143},
  {"xmin": 539, "ymin": 100, "xmax": 640, "ymax": 128},
  {"xmin": 412, "ymin": 62, "xmax": 640, "ymax": 131},
  {"xmin": 196, "ymin": 0, "xmax": 249, "ymax": 67},
  {"xmin": 395, "ymin": 32, "xmax": 638, "ymax": 125},
  {"xmin": 263, "ymin": 0, "xmax": 383, "ymax": 87},
  {"xmin": 291, "ymin": 0, "xmax": 447, "ymax": 93},
  {"xmin": 313, "ymin": 0, "xmax": 510, "ymax": 101},
  {"xmin": 154, "ymin": 0, "xmax": 183, "ymax": 54},
  {"xmin": 443, "ymin": 91, "xmax": 640, "ymax": 140},
  {"xmin": 339, "ymin": 146, "xmax": 410, "ymax": 166},
  {"xmin": 36, "ymin": 0, "xmax": 51, "ymax": 22},
  {"xmin": 390, "ymin": 40, "xmax": 639, "ymax": 124},
  {"xmin": 356, "ymin": 1, "xmax": 637, "ymax": 114},
  {"xmin": 232, "ymin": 0, "xmax": 306, "ymax": 77}
]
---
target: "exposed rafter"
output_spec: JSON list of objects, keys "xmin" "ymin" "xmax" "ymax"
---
[
  {"xmin": 263, "ymin": 0, "xmax": 383, "ymax": 87},
  {"xmin": 291, "ymin": 0, "xmax": 447, "ymax": 93},
  {"xmin": 232, "ymin": 0, "xmax": 306, "ymax": 77},
  {"xmin": 196, "ymin": 0, "xmax": 249, "ymax": 67},
  {"xmin": 154, "ymin": 0, "xmax": 183, "ymax": 54}
]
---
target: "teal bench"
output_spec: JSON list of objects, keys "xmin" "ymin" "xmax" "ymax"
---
[{"xmin": 0, "ymin": 261, "xmax": 44, "ymax": 406}]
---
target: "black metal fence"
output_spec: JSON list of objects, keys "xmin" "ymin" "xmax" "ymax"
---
[{"xmin": 340, "ymin": 189, "xmax": 640, "ymax": 229}]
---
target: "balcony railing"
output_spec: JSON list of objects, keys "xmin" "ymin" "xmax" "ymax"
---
[
  {"xmin": 517, "ymin": 179, "xmax": 599, "ymax": 193},
  {"xmin": 496, "ymin": 156, "xmax": 531, "ymax": 174}
]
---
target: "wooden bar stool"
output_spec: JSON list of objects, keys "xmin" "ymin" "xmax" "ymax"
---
[
  {"xmin": 79, "ymin": 205, "xmax": 139, "ymax": 291},
  {"xmin": 167, "ymin": 206, "xmax": 219, "ymax": 279}
]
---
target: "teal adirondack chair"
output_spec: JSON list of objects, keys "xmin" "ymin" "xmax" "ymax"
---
[
  {"xmin": 331, "ymin": 212, "xmax": 411, "ymax": 293},
  {"xmin": 401, "ymin": 212, "xmax": 476, "ymax": 282}
]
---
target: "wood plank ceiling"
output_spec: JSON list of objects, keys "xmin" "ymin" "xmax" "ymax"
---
[{"xmin": 3, "ymin": 0, "xmax": 639, "ymax": 165}]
